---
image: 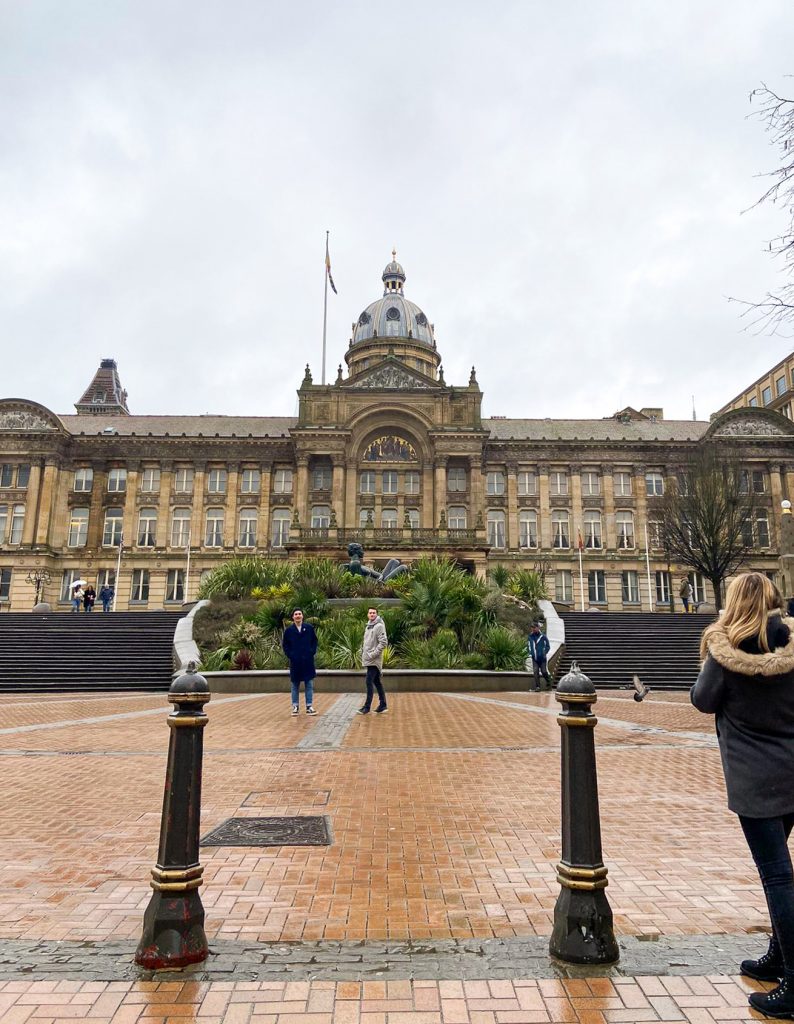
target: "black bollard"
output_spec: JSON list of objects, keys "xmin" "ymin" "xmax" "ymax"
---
[
  {"xmin": 549, "ymin": 661, "xmax": 619, "ymax": 965},
  {"xmin": 135, "ymin": 664, "xmax": 210, "ymax": 969}
]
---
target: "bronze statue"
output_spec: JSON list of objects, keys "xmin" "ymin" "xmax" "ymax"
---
[{"xmin": 342, "ymin": 542, "xmax": 410, "ymax": 583}]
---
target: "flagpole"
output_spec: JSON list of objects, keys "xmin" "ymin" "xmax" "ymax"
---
[
  {"xmin": 644, "ymin": 523, "xmax": 653, "ymax": 611},
  {"xmin": 185, "ymin": 529, "xmax": 192, "ymax": 604},
  {"xmin": 322, "ymin": 230, "xmax": 329, "ymax": 385},
  {"xmin": 113, "ymin": 532, "xmax": 123, "ymax": 612},
  {"xmin": 577, "ymin": 539, "xmax": 585, "ymax": 611}
]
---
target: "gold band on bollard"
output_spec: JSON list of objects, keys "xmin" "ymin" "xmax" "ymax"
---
[
  {"xmin": 555, "ymin": 693, "xmax": 597, "ymax": 704},
  {"xmin": 557, "ymin": 862, "xmax": 609, "ymax": 890},
  {"xmin": 167, "ymin": 716, "xmax": 209, "ymax": 728},
  {"xmin": 150, "ymin": 865, "xmax": 204, "ymax": 893},
  {"xmin": 557, "ymin": 715, "xmax": 597, "ymax": 727}
]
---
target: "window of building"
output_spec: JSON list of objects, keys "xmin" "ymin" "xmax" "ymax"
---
[
  {"xmin": 15, "ymin": 465, "xmax": 30, "ymax": 488},
  {"xmin": 60, "ymin": 570, "xmax": 81, "ymax": 603},
  {"xmin": 519, "ymin": 509, "xmax": 538, "ymax": 548},
  {"xmin": 487, "ymin": 509, "xmax": 505, "ymax": 548},
  {"xmin": 583, "ymin": 510, "xmax": 602, "ymax": 549},
  {"xmin": 0, "ymin": 504, "xmax": 6, "ymax": 543},
  {"xmin": 0, "ymin": 465, "xmax": 11, "ymax": 487},
  {"xmin": 739, "ymin": 468, "xmax": 767, "ymax": 494},
  {"xmin": 171, "ymin": 507, "xmax": 191, "ymax": 548},
  {"xmin": 749, "ymin": 396, "xmax": 758, "ymax": 407},
  {"xmin": 645, "ymin": 471, "xmax": 664, "ymax": 496},
  {"xmin": 382, "ymin": 471, "xmax": 398, "ymax": 495},
  {"xmin": 777, "ymin": 375, "xmax": 787, "ymax": 396},
  {"xmin": 552, "ymin": 509, "xmax": 570, "ymax": 548},
  {"xmin": 137, "ymin": 508, "xmax": 157, "ymax": 547},
  {"xmin": 745, "ymin": 513, "xmax": 771, "ymax": 548},
  {"xmin": 648, "ymin": 518, "xmax": 664, "ymax": 548},
  {"xmin": 549, "ymin": 471, "xmax": 568, "ymax": 496},
  {"xmin": 614, "ymin": 471, "xmax": 632, "ymax": 497},
  {"xmin": 655, "ymin": 570, "xmax": 671, "ymax": 605},
  {"xmin": 359, "ymin": 508, "xmax": 374, "ymax": 527},
  {"xmin": 68, "ymin": 507, "xmax": 89, "ymax": 548},
  {"xmin": 588, "ymin": 570, "xmax": 606, "ymax": 604},
  {"xmin": 447, "ymin": 506, "xmax": 467, "ymax": 530},
  {"xmin": 273, "ymin": 468, "xmax": 293, "ymax": 494},
  {"xmin": 406, "ymin": 508, "xmax": 420, "ymax": 528},
  {"xmin": 205, "ymin": 508, "xmax": 224, "ymax": 547},
  {"xmin": 381, "ymin": 508, "xmax": 398, "ymax": 529},
  {"xmin": 240, "ymin": 468, "xmax": 261, "ymax": 494},
  {"xmin": 271, "ymin": 508, "xmax": 291, "ymax": 548},
  {"xmin": 311, "ymin": 465, "xmax": 331, "ymax": 490},
  {"xmin": 486, "ymin": 471, "xmax": 505, "ymax": 496},
  {"xmin": 616, "ymin": 510, "xmax": 635, "ymax": 549},
  {"xmin": 207, "ymin": 468, "xmax": 227, "ymax": 494},
  {"xmin": 73, "ymin": 467, "xmax": 93, "ymax": 492},
  {"xmin": 360, "ymin": 471, "xmax": 375, "ymax": 495},
  {"xmin": 107, "ymin": 468, "xmax": 127, "ymax": 492},
  {"xmin": 96, "ymin": 569, "xmax": 116, "ymax": 592},
  {"xmin": 102, "ymin": 508, "xmax": 123, "ymax": 547},
  {"xmin": 741, "ymin": 516, "xmax": 754, "ymax": 546},
  {"xmin": 555, "ymin": 570, "xmax": 573, "ymax": 603},
  {"xmin": 447, "ymin": 467, "xmax": 467, "ymax": 491},
  {"xmin": 166, "ymin": 569, "xmax": 185, "ymax": 603},
  {"xmin": 517, "ymin": 470, "xmax": 537, "ymax": 496},
  {"xmin": 691, "ymin": 573, "xmax": 707, "ymax": 605},
  {"xmin": 139, "ymin": 467, "xmax": 161, "ymax": 492},
  {"xmin": 763, "ymin": 386, "xmax": 773, "ymax": 406},
  {"xmin": 9, "ymin": 505, "xmax": 24, "ymax": 544},
  {"xmin": 131, "ymin": 569, "xmax": 150, "ymax": 603},
  {"xmin": 173, "ymin": 467, "xmax": 194, "ymax": 494},
  {"xmin": 622, "ymin": 570, "xmax": 640, "ymax": 604},
  {"xmin": 310, "ymin": 505, "xmax": 331, "ymax": 529},
  {"xmin": 404, "ymin": 470, "xmax": 420, "ymax": 494},
  {"xmin": 238, "ymin": 508, "xmax": 257, "ymax": 547},
  {"xmin": 676, "ymin": 473, "xmax": 690, "ymax": 496},
  {"xmin": 0, "ymin": 567, "xmax": 12, "ymax": 601},
  {"xmin": 581, "ymin": 471, "xmax": 601, "ymax": 496}
]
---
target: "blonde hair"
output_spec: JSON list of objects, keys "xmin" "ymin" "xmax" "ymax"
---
[{"xmin": 700, "ymin": 572, "xmax": 783, "ymax": 659}]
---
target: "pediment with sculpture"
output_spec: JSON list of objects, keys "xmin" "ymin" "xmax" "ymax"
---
[
  {"xmin": 346, "ymin": 360, "xmax": 438, "ymax": 391},
  {"xmin": 706, "ymin": 407, "xmax": 794, "ymax": 440},
  {"xmin": 0, "ymin": 400, "xmax": 65, "ymax": 434}
]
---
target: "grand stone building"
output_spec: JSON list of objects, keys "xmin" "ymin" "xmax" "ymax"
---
[{"xmin": 2, "ymin": 256, "xmax": 794, "ymax": 611}]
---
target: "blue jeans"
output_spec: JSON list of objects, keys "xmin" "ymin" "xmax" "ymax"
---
[
  {"xmin": 291, "ymin": 678, "xmax": 314, "ymax": 708},
  {"xmin": 739, "ymin": 813, "xmax": 794, "ymax": 973}
]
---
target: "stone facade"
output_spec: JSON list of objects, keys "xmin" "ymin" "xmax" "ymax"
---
[
  {"xmin": 717, "ymin": 351, "xmax": 794, "ymax": 420},
  {"xmin": 2, "ymin": 260, "xmax": 794, "ymax": 612}
]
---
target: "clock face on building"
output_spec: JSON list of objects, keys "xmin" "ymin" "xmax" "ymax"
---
[{"xmin": 363, "ymin": 435, "xmax": 418, "ymax": 462}]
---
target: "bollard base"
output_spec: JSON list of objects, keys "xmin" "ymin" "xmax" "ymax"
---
[
  {"xmin": 549, "ymin": 887, "xmax": 619, "ymax": 965},
  {"xmin": 134, "ymin": 890, "xmax": 208, "ymax": 970}
]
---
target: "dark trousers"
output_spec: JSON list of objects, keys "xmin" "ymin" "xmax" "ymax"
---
[
  {"xmin": 739, "ymin": 813, "xmax": 794, "ymax": 973},
  {"xmin": 364, "ymin": 665, "xmax": 386, "ymax": 710},
  {"xmin": 532, "ymin": 657, "xmax": 551, "ymax": 690}
]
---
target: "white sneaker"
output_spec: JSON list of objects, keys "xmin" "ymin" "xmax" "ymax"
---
[
  {"xmin": 291, "ymin": 705, "xmax": 299, "ymax": 716},
  {"xmin": 306, "ymin": 706, "xmax": 317, "ymax": 715}
]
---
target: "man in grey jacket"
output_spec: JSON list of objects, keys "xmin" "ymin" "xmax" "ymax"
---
[{"xmin": 358, "ymin": 607, "xmax": 388, "ymax": 714}]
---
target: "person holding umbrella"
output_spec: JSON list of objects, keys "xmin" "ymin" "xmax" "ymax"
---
[{"xmin": 71, "ymin": 578, "xmax": 86, "ymax": 613}]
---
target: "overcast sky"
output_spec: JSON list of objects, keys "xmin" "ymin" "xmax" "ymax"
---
[{"xmin": 1, "ymin": 1, "xmax": 793, "ymax": 423}]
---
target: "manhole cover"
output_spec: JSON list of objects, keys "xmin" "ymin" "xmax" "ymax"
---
[{"xmin": 200, "ymin": 816, "xmax": 332, "ymax": 847}]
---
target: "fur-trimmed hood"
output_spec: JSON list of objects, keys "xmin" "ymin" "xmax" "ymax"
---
[{"xmin": 705, "ymin": 615, "xmax": 794, "ymax": 677}]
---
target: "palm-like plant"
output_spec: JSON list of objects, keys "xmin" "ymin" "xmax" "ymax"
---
[
  {"xmin": 506, "ymin": 569, "xmax": 548, "ymax": 604},
  {"xmin": 478, "ymin": 625, "xmax": 528, "ymax": 671},
  {"xmin": 198, "ymin": 557, "xmax": 293, "ymax": 599}
]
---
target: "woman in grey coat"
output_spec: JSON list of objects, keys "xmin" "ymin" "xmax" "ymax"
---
[{"xmin": 692, "ymin": 572, "xmax": 794, "ymax": 1019}]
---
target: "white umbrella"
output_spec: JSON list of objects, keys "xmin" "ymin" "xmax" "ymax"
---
[{"xmin": 72, "ymin": 579, "xmax": 88, "ymax": 588}]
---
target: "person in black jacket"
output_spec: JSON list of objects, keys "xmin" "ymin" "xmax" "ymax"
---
[
  {"xmin": 281, "ymin": 609, "xmax": 318, "ymax": 716},
  {"xmin": 692, "ymin": 572, "xmax": 794, "ymax": 1019}
]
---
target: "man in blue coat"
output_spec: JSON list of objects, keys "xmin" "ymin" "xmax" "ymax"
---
[
  {"xmin": 528, "ymin": 622, "xmax": 552, "ymax": 691},
  {"xmin": 282, "ymin": 608, "xmax": 318, "ymax": 716}
]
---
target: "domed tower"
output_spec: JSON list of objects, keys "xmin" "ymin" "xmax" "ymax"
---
[{"xmin": 345, "ymin": 252, "xmax": 442, "ymax": 379}]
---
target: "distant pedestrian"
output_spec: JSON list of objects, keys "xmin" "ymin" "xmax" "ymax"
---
[
  {"xmin": 281, "ymin": 609, "xmax": 318, "ymax": 716},
  {"xmin": 679, "ymin": 577, "xmax": 693, "ymax": 613},
  {"xmin": 99, "ymin": 584, "xmax": 114, "ymax": 612},
  {"xmin": 83, "ymin": 585, "xmax": 96, "ymax": 612},
  {"xmin": 357, "ymin": 608, "xmax": 388, "ymax": 714},
  {"xmin": 691, "ymin": 572, "xmax": 794, "ymax": 1019},
  {"xmin": 528, "ymin": 622, "xmax": 552, "ymax": 691},
  {"xmin": 788, "ymin": 595, "xmax": 794, "ymax": 619},
  {"xmin": 71, "ymin": 582, "xmax": 83, "ymax": 613}
]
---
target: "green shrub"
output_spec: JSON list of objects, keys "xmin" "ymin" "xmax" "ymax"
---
[
  {"xmin": 318, "ymin": 615, "xmax": 365, "ymax": 669},
  {"xmin": 219, "ymin": 620, "xmax": 265, "ymax": 650},
  {"xmin": 507, "ymin": 569, "xmax": 548, "ymax": 604},
  {"xmin": 477, "ymin": 625, "xmax": 528, "ymax": 671},
  {"xmin": 487, "ymin": 564, "xmax": 511, "ymax": 589},
  {"xmin": 397, "ymin": 628, "xmax": 463, "ymax": 669},
  {"xmin": 193, "ymin": 596, "xmax": 260, "ymax": 651},
  {"xmin": 198, "ymin": 558, "xmax": 292, "ymax": 599}
]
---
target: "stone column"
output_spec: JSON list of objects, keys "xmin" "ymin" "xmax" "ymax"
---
[
  {"xmin": 332, "ymin": 458, "xmax": 345, "ymax": 528},
  {"xmin": 345, "ymin": 459, "xmax": 358, "ymax": 530},
  {"xmin": 469, "ymin": 455, "xmax": 485, "ymax": 528},
  {"xmin": 224, "ymin": 468, "xmax": 239, "ymax": 549},
  {"xmin": 506, "ymin": 461, "xmax": 518, "ymax": 550},
  {"xmin": 34, "ymin": 458, "xmax": 60, "ymax": 547},
  {"xmin": 21, "ymin": 461, "xmax": 42, "ymax": 546},
  {"xmin": 602, "ymin": 472, "xmax": 616, "ymax": 550},
  {"xmin": 122, "ymin": 463, "xmax": 140, "ymax": 551},
  {"xmin": 259, "ymin": 464, "xmax": 272, "ymax": 551},
  {"xmin": 538, "ymin": 468, "xmax": 551, "ymax": 549},
  {"xmin": 157, "ymin": 462, "xmax": 174, "ymax": 548},
  {"xmin": 422, "ymin": 461, "xmax": 435, "ymax": 528},
  {"xmin": 295, "ymin": 456, "xmax": 309, "ymax": 527},
  {"xmin": 434, "ymin": 456, "xmax": 448, "ymax": 527},
  {"xmin": 570, "ymin": 464, "xmax": 583, "ymax": 547},
  {"xmin": 190, "ymin": 465, "xmax": 206, "ymax": 552}
]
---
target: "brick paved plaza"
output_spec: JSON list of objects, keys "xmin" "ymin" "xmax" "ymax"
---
[{"xmin": 0, "ymin": 689, "xmax": 779, "ymax": 1021}]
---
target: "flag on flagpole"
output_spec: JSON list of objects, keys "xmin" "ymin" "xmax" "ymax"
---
[
  {"xmin": 325, "ymin": 237, "xmax": 337, "ymax": 294},
  {"xmin": 577, "ymin": 528, "xmax": 584, "ymax": 551}
]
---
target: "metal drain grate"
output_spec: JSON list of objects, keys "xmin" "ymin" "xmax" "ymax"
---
[{"xmin": 200, "ymin": 815, "xmax": 332, "ymax": 847}]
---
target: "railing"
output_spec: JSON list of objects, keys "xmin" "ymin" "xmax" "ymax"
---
[{"xmin": 291, "ymin": 526, "xmax": 485, "ymax": 548}]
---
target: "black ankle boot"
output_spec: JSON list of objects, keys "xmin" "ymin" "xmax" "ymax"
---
[
  {"xmin": 742, "ymin": 938, "xmax": 784, "ymax": 982},
  {"xmin": 749, "ymin": 975, "xmax": 794, "ymax": 1020}
]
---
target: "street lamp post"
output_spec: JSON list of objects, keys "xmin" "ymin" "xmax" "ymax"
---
[{"xmin": 25, "ymin": 567, "xmax": 51, "ymax": 607}]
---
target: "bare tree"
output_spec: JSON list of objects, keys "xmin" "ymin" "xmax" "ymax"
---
[
  {"xmin": 732, "ymin": 83, "xmax": 794, "ymax": 333},
  {"xmin": 657, "ymin": 447, "xmax": 759, "ymax": 610}
]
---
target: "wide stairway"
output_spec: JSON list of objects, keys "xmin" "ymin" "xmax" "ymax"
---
[
  {"xmin": 555, "ymin": 612, "xmax": 714, "ymax": 690},
  {"xmin": 0, "ymin": 611, "xmax": 186, "ymax": 692}
]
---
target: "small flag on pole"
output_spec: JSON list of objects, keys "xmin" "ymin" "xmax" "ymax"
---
[
  {"xmin": 325, "ymin": 237, "xmax": 337, "ymax": 295},
  {"xmin": 577, "ymin": 529, "xmax": 584, "ymax": 551}
]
